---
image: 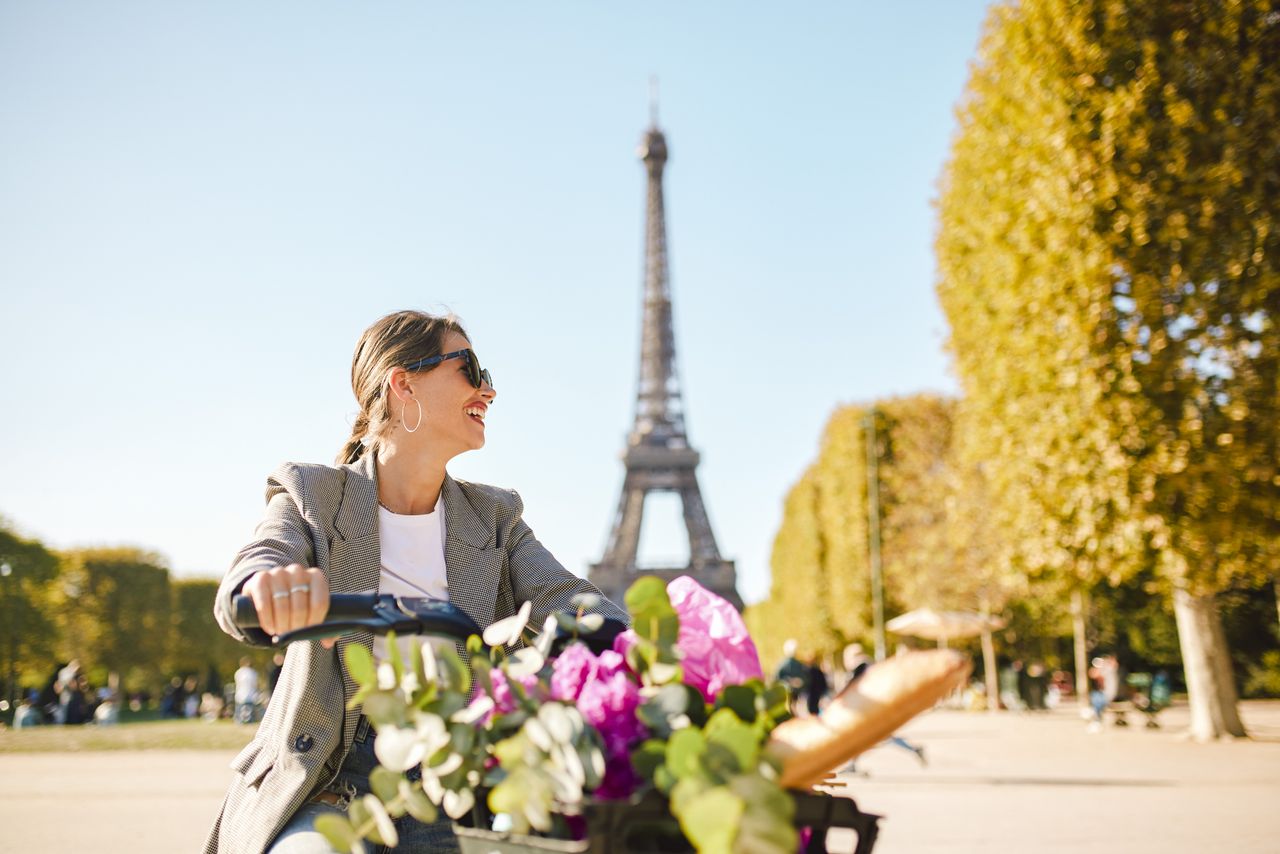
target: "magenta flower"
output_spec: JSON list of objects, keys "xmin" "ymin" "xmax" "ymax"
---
[
  {"xmin": 550, "ymin": 643, "xmax": 600, "ymax": 702},
  {"xmin": 577, "ymin": 670, "xmax": 646, "ymax": 756},
  {"xmin": 487, "ymin": 668, "xmax": 538, "ymax": 718},
  {"xmin": 668, "ymin": 575, "xmax": 763, "ymax": 702}
]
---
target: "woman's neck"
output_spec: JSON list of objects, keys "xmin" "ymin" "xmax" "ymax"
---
[{"xmin": 374, "ymin": 444, "xmax": 447, "ymax": 515}]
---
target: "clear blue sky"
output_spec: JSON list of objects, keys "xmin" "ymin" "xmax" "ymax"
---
[{"xmin": 0, "ymin": 1, "xmax": 990, "ymax": 605}]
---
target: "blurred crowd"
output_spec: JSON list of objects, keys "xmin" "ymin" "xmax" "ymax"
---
[{"xmin": 8, "ymin": 652, "xmax": 285, "ymax": 729}]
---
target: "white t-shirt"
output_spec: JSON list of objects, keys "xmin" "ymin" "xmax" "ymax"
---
[{"xmin": 373, "ymin": 495, "xmax": 449, "ymax": 662}]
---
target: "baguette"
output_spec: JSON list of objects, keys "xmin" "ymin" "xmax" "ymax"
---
[{"xmin": 767, "ymin": 649, "xmax": 970, "ymax": 789}]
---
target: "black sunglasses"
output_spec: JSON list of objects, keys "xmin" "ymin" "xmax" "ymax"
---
[{"xmin": 404, "ymin": 348, "xmax": 494, "ymax": 390}]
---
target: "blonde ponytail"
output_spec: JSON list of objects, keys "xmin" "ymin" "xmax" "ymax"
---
[{"xmin": 336, "ymin": 310, "xmax": 468, "ymax": 465}]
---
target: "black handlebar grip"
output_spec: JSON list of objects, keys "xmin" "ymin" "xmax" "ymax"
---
[{"xmin": 231, "ymin": 593, "xmax": 379, "ymax": 630}]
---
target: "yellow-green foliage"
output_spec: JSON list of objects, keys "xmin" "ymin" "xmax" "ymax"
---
[
  {"xmin": 936, "ymin": 0, "xmax": 1279, "ymax": 598},
  {"xmin": 754, "ymin": 396, "xmax": 961, "ymax": 658}
]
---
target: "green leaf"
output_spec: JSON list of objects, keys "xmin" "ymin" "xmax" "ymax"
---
[
  {"xmin": 631, "ymin": 739, "xmax": 667, "ymax": 782},
  {"xmin": 314, "ymin": 814, "xmax": 359, "ymax": 853},
  {"xmin": 717, "ymin": 685, "xmax": 758, "ymax": 724},
  {"xmin": 344, "ymin": 643, "xmax": 376, "ymax": 688},
  {"xmin": 437, "ymin": 644, "xmax": 471, "ymax": 695},
  {"xmin": 361, "ymin": 794, "xmax": 399, "ymax": 848},
  {"xmin": 705, "ymin": 708, "xmax": 759, "ymax": 772},
  {"xmin": 675, "ymin": 785, "xmax": 744, "ymax": 854},
  {"xmin": 665, "ymin": 727, "xmax": 707, "ymax": 781},
  {"xmin": 369, "ymin": 766, "xmax": 402, "ymax": 803},
  {"xmin": 360, "ymin": 690, "xmax": 408, "ymax": 728},
  {"xmin": 399, "ymin": 779, "xmax": 438, "ymax": 823},
  {"xmin": 386, "ymin": 630, "xmax": 405, "ymax": 686}
]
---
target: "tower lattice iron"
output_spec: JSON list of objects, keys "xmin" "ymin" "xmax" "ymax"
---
[{"xmin": 589, "ymin": 115, "xmax": 742, "ymax": 610}]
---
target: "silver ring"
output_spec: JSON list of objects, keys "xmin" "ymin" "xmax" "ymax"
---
[
  {"xmin": 272, "ymin": 590, "xmax": 289, "ymax": 600},
  {"xmin": 290, "ymin": 585, "xmax": 310, "ymax": 594}
]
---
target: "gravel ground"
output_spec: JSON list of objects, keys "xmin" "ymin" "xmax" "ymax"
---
[{"xmin": 1, "ymin": 700, "xmax": 1277, "ymax": 853}]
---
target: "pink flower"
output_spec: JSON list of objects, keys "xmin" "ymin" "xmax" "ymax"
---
[
  {"xmin": 550, "ymin": 643, "xmax": 600, "ymax": 701},
  {"xmin": 594, "ymin": 751, "xmax": 642, "ymax": 800},
  {"xmin": 487, "ymin": 668, "xmax": 538, "ymax": 717},
  {"xmin": 668, "ymin": 575, "xmax": 763, "ymax": 702},
  {"xmin": 577, "ymin": 670, "xmax": 646, "ymax": 756}
]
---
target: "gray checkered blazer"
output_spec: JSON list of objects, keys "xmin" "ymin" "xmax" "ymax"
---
[{"xmin": 204, "ymin": 452, "xmax": 626, "ymax": 854}]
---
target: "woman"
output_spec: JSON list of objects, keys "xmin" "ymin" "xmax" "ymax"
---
[{"xmin": 205, "ymin": 310, "xmax": 626, "ymax": 854}]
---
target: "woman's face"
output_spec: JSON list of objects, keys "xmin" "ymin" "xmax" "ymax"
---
[{"xmin": 402, "ymin": 331, "xmax": 496, "ymax": 456}]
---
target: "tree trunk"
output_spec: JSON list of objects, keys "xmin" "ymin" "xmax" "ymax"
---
[
  {"xmin": 1172, "ymin": 588, "xmax": 1246, "ymax": 740},
  {"xmin": 980, "ymin": 628, "xmax": 999, "ymax": 713},
  {"xmin": 1274, "ymin": 578, "xmax": 1280, "ymax": 638},
  {"xmin": 1071, "ymin": 589, "xmax": 1089, "ymax": 712}
]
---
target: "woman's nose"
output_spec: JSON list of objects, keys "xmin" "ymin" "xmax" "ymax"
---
[{"xmin": 480, "ymin": 381, "xmax": 496, "ymax": 402}]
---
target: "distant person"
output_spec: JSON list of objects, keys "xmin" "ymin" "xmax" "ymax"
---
[
  {"xmin": 1087, "ymin": 654, "xmax": 1121, "ymax": 733},
  {"xmin": 841, "ymin": 642, "xmax": 871, "ymax": 692},
  {"xmin": 776, "ymin": 639, "xmax": 809, "ymax": 712},
  {"xmin": 13, "ymin": 691, "xmax": 41, "ymax": 729},
  {"xmin": 805, "ymin": 656, "xmax": 829, "ymax": 716},
  {"xmin": 182, "ymin": 675, "xmax": 200, "ymax": 718},
  {"xmin": 234, "ymin": 657, "xmax": 260, "ymax": 724}
]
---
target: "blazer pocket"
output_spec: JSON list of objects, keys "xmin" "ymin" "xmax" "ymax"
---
[{"xmin": 230, "ymin": 739, "xmax": 277, "ymax": 790}]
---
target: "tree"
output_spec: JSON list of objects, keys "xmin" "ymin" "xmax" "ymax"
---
[
  {"xmin": 0, "ymin": 521, "xmax": 60, "ymax": 710},
  {"xmin": 57, "ymin": 547, "xmax": 172, "ymax": 694},
  {"xmin": 937, "ymin": 0, "xmax": 1280, "ymax": 738},
  {"xmin": 169, "ymin": 577, "xmax": 260, "ymax": 692}
]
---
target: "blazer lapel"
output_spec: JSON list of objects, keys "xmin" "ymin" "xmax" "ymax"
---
[{"xmin": 442, "ymin": 475, "xmax": 503, "ymax": 630}]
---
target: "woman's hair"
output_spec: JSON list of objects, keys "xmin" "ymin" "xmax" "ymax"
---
[{"xmin": 337, "ymin": 310, "xmax": 469, "ymax": 465}]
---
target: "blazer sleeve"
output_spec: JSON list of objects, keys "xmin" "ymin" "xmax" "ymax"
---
[
  {"xmin": 214, "ymin": 467, "xmax": 318, "ymax": 646},
  {"xmin": 503, "ymin": 490, "xmax": 630, "ymax": 628}
]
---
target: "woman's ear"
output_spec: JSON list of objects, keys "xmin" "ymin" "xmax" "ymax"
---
[{"xmin": 385, "ymin": 367, "xmax": 414, "ymax": 403}]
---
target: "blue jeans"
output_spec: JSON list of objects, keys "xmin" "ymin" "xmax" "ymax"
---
[{"xmin": 268, "ymin": 719, "xmax": 459, "ymax": 853}]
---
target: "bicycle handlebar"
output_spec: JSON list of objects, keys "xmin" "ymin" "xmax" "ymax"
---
[{"xmin": 231, "ymin": 592, "xmax": 627, "ymax": 654}]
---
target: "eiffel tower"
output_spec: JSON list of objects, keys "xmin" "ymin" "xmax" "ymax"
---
[{"xmin": 589, "ymin": 110, "xmax": 743, "ymax": 611}]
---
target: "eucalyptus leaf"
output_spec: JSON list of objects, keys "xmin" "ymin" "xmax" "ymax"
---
[
  {"xmin": 437, "ymin": 645, "xmax": 471, "ymax": 695},
  {"xmin": 537, "ymin": 703, "xmax": 574, "ymax": 744},
  {"xmin": 570, "ymin": 592, "xmax": 601, "ymax": 611},
  {"xmin": 368, "ymin": 766, "xmax": 402, "ymax": 803},
  {"xmin": 361, "ymin": 690, "xmax": 408, "ymax": 728},
  {"xmin": 386, "ymin": 630, "xmax": 405, "ymax": 686},
  {"xmin": 665, "ymin": 727, "xmax": 707, "ymax": 781},
  {"xmin": 717, "ymin": 685, "xmax": 758, "ymax": 724},
  {"xmin": 344, "ymin": 644, "xmax": 377, "ymax": 688},
  {"xmin": 314, "ymin": 814, "xmax": 359, "ymax": 853},
  {"xmin": 443, "ymin": 787, "xmax": 476, "ymax": 820},
  {"xmin": 578, "ymin": 612, "xmax": 604, "ymax": 633},
  {"xmin": 362, "ymin": 794, "xmax": 399, "ymax": 848},
  {"xmin": 483, "ymin": 600, "xmax": 532, "ymax": 648},
  {"xmin": 631, "ymin": 739, "xmax": 667, "ymax": 782},
  {"xmin": 675, "ymin": 785, "xmax": 744, "ymax": 854},
  {"xmin": 399, "ymin": 780, "xmax": 438, "ymax": 823},
  {"xmin": 505, "ymin": 647, "xmax": 545, "ymax": 679}
]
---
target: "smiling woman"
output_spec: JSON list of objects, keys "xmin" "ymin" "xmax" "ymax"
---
[{"xmin": 205, "ymin": 309, "xmax": 627, "ymax": 854}]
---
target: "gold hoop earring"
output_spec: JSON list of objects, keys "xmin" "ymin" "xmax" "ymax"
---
[{"xmin": 401, "ymin": 398, "xmax": 423, "ymax": 433}]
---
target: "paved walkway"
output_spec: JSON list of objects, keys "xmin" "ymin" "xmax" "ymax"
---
[
  {"xmin": 828, "ymin": 699, "xmax": 1280, "ymax": 853},
  {"xmin": 1, "ymin": 701, "xmax": 1277, "ymax": 852}
]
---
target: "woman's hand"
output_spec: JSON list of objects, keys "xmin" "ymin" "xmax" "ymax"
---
[{"xmin": 242, "ymin": 564, "xmax": 330, "ymax": 643}]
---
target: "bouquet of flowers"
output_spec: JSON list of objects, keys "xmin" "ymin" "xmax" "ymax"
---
[{"xmin": 316, "ymin": 575, "xmax": 800, "ymax": 854}]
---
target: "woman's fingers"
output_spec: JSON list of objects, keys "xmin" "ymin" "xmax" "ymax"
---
[
  {"xmin": 304, "ymin": 567, "xmax": 329, "ymax": 629},
  {"xmin": 245, "ymin": 565, "xmax": 327, "ymax": 638},
  {"xmin": 245, "ymin": 572, "xmax": 279, "ymax": 637}
]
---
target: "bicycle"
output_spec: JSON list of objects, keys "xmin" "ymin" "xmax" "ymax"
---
[{"xmin": 233, "ymin": 593, "xmax": 880, "ymax": 854}]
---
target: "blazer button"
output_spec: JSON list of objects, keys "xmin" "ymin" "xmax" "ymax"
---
[{"xmin": 294, "ymin": 733, "xmax": 314, "ymax": 753}]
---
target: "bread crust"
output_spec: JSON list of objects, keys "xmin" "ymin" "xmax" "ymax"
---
[{"xmin": 767, "ymin": 649, "xmax": 971, "ymax": 789}]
